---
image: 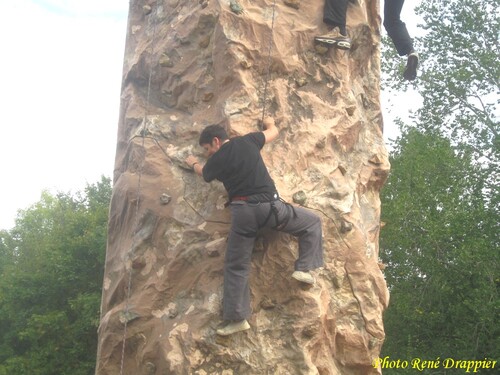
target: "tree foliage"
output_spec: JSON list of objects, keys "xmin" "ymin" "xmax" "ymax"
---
[
  {"xmin": 380, "ymin": 0, "xmax": 499, "ymax": 366},
  {"xmin": 380, "ymin": 130, "xmax": 499, "ymax": 361},
  {"xmin": 383, "ymin": 0, "xmax": 499, "ymax": 184},
  {"xmin": 0, "ymin": 176, "xmax": 111, "ymax": 375}
]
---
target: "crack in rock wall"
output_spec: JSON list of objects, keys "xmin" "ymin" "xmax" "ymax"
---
[{"xmin": 96, "ymin": 0, "xmax": 390, "ymax": 374}]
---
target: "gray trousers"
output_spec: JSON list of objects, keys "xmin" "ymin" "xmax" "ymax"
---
[{"xmin": 223, "ymin": 200, "xmax": 324, "ymax": 321}]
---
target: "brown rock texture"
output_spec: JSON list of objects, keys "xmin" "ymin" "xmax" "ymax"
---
[{"xmin": 96, "ymin": 0, "xmax": 390, "ymax": 374}]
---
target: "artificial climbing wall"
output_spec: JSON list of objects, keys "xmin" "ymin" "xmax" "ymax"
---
[{"xmin": 95, "ymin": 0, "xmax": 390, "ymax": 374}]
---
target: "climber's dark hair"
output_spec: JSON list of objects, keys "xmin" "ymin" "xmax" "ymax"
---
[{"xmin": 199, "ymin": 124, "xmax": 229, "ymax": 146}]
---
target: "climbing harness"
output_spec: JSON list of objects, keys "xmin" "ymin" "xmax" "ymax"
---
[
  {"xmin": 261, "ymin": 0, "xmax": 278, "ymax": 123},
  {"xmin": 230, "ymin": 192, "xmax": 298, "ymax": 232},
  {"xmin": 119, "ymin": 5, "xmax": 159, "ymax": 375},
  {"xmin": 262, "ymin": 197, "xmax": 297, "ymax": 231}
]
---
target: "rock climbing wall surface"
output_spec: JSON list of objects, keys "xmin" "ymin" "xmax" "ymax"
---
[{"xmin": 95, "ymin": 0, "xmax": 390, "ymax": 374}]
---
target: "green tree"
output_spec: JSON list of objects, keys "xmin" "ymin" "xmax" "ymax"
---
[
  {"xmin": 0, "ymin": 176, "xmax": 111, "ymax": 375},
  {"xmin": 380, "ymin": 0, "xmax": 499, "ymax": 365},
  {"xmin": 380, "ymin": 129, "xmax": 499, "ymax": 363}
]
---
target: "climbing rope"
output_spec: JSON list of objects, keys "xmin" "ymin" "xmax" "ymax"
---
[
  {"xmin": 261, "ymin": 0, "xmax": 278, "ymax": 123},
  {"xmin": 119, "ymin": 4, "xmax": 158, "ymax": 375}
]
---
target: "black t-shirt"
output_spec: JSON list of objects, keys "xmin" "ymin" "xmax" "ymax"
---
[{"xmin": 202, "ymin": 132, "xmax": 277, "ymax": 199}]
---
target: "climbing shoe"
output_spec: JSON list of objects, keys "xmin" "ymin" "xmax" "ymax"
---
[
  {"xmin": 403, "ymin": 52, "xmax": 419, "ymax": 81},
  {"xmin": 315, "ymin": 28, "xmax": 351, "ymax": 50},
  {"xmin": 216, "ymin": 320, "xmax": 250, "ymax": 336},
  {"xmin": 292, "ymin": 270, "xmax": 315, "ymax": 285}
]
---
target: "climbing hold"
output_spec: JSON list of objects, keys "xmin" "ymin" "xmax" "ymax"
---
[
  {"xmin": 167, "ymin": 0, "xmax": 180, "ymax": 7},
  {"xmin": 229, "ymin": 0, "xmax": 243, "ymax": 14},
  {"xmin": 159, "ymin": 53, "xmax": 174, "ymax": 67},
  {"xmin": 302, "ymin": 324, "xmax": 319, "ymax": 338},
  {"xmin": 340, "ymin": 220, "xmax": 353, "ymax": 233},
  {"xmin": 119, "ymin": 310, "xmax": 140, "ymax": 324},
  {"xmin": 369, "ymin": 155, "xmax": 383, "ymax": 165},
  {"xmin": 337, "ymin": 165, "xmax": 347, "ymax": 175},
  {"xmin": 139, "ymin": 127, "xmax": 151, "ymax": 137},
  {"xmin": 205, "ymin": 237, "xmax": 225, "ymax": 257},
  {"xmin": 143, "ymin": 5, "xmax": 152, "ymax": 15},
  {"xmin": 314, "ymin": 43, "xmax": 329, "ymax": 55},
  {"xmin": 346, "ymin": 105, "xmax": 356, "ymax": 116},
  {"xmin": 284, "ymin": 0, "xmax": 300, "ymax": 10},
  {"xmin": 199, "ymin": 34, "xmax": 211, "ymax": 48},
  {"xmin": 240, "ymin": 59, "xmax": 252, "ymax": 69},
  {"xmin": 295, "ymin": 77, "xmax": 308, "ymax": 87},
  {"xmin": 315, "ymin": 138, "xmax": 326, "ymax": 149},
  {"xmin": 145, "ymin": 362, "xmax": 156, "ymax": 375},
  {"xmin": 168, "ymin": 308, "xmax": 178, "ymax": 319},
  {"xmin": 292, "ymin": 190, "xmax": 307, "ymax": 205},
  {"xmin": 160, "ymin": 193, "xmax": 172, "ymax": 205},
  {"xmin": 202, "ymin": 92, "xmax": 214, "ymax": 102},
  {"xmin": 132, "ymin": 257, "xmax": 146, "ymax": 269},
  {"xmin": 260, "ymin": 296, "xmax": 276, "ymax": 310},
  {"xmin": 161, "ymin": 90, "xmax": 176, "ymax": 107}
]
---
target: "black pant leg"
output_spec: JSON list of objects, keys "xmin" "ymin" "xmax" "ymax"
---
[
  {"xmin": 383, "ymin": 0, "xmax": 414, "ymax": 56},
  {"xmin": 323, "ymin": 0, "xmax": 349, "ymax": 28}
]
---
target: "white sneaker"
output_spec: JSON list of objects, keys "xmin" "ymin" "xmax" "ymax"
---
[
  {"xmin": 216, "ymin": 320, "xmax": 250, "ymax": 336},
  {"xmin": 292, "ymin": 270, "xmax": 315, "ymax": 284}
]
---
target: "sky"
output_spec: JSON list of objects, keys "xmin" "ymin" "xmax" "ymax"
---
[
  {"xmin": 0, "ymin": 0, "xmax": 421, "ymax": 230},
  {"xmin": 0, "ymin": 0, "xmax": 128, "ymax": 229}
]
